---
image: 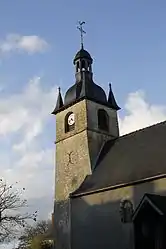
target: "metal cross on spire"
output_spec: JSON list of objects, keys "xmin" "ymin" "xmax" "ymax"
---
[{"xmin": 77, "ymin": 21, "xmax": 86, "ymax": 49}]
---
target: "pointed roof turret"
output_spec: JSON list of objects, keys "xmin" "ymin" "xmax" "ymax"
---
[
  {"xmin": 107, "ymin": 83, "xmax": 120, "ymax": 110},
  {"xmin": 52, "ymin": 87, "xmax": 64, "ymax": 115}
]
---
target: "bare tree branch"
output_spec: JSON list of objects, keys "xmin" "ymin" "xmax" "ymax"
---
[
  {"xmin": 0, "ymin": 178, "xmax": 37, "ymax": 243},
  {"xmin": 17, "ymin": 220, "xmax": 53, "ymax": 249}
]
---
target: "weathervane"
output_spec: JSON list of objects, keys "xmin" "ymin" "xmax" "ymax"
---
[{"xmin": 77, "ymin": 21, "xmax": 86, "ymax": 49}]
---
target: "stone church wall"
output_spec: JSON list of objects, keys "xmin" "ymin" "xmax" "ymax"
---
[
  {"xmin": 54, "ymin": 98, "xmax": 119, "ymax": 249},
  {"xmin": 71, "ymin": 177, "xmax": 166, "ymax": 249}
]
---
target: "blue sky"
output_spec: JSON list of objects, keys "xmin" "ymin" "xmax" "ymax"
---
[
  {"xmin": 1, "ymin": 1, "xmax": 166, "ymax": 104},
  {"xmin": 1, "ymin": 1, "xmax": 166, "ymax": 247}
]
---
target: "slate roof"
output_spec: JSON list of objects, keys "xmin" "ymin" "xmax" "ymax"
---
[
  {"xmin": 107, "ymin": 83, "xmax": 120, "ymax": 110},
  {"xmin": 73, "ymin": 48, "xmax": 93, "ymax": 64},
  {"xmin": 52, "ymin": 88, "xmax": 64, "ymax": 115},
  {"xmin": 72, "ymin": 121, "xmax": 166, "ymax": 196},
  {"xmin": 133, "ymin": 194, "xmax": 166, "ymax": 220},
  {"xmin": 64, "ymin": 78, "xmax": 108, "ymax": 106},
  {"xmin": 145, "ymin": 194, "xmax": 166, "ymax": 214}
]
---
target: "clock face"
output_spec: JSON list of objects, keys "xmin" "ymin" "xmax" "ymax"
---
[{"xmin": 68, "ymin": 113, "xmax": 75, "ymax": 126}]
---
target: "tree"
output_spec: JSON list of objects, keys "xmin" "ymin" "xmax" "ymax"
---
[
  {"xmin": 31, "ymin": 236, "xmax": 53, "ymax": 249},
  {"xmin": 0, "ymin": 178, "xmax": 37, "ymax": 243},
  {"xmin": 17, "ymin": 220, "xmax": 53, "ymax": 249}
]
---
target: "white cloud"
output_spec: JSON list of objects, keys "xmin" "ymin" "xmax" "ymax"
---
[
  {"xmin": 0, "ymin": 76, "xmax": 57, "ymax": 150},
  {"xmin": 0, "ymin": 76, "xmax": 58, "ymax": 222},
  {"xmin": 119, "ymin": 90, "xmax": 166, "ymax": 135},
  {"xmin": 3, "ymin": 148, "xmax": 54, "ymax": 200},
  {"xmin": 0, "ymin": 34, "xmax": 48, "ymax": 55}
]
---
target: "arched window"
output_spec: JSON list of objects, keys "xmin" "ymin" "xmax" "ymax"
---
[
  {"xmin": 76, "ymin": 61, "xmax": 80, "ymax": 72},
  {"xmin": 88, "ymin": 63, "xmax": 92, "ymax": 72},
  {"xmin": 65, "ymin": 112, "xmax": 75, "ymax": 133},
  {"xmin": 81, "ymin": 60, "xmax": 86, "ymax": 71},
  {"xmin": 98, "ymin": 109, "xmax": 109, "ymax": 131}
]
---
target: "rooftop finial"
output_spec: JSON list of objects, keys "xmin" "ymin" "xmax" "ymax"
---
[
  {"xmin": 77, "ymin": 21, "xmax": 86, "ymax": 49},
  {"xmin": 109, "ymin": 82, "xmax": 112, "ymax": 89}
]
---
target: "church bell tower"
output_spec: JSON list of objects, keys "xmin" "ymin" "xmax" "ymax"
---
[{"xmin": 52, "ymin": 22, "xmax": 120, "ymax": 249}]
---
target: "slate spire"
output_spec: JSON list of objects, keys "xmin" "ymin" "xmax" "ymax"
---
[
  {"xmin": 107, "ymin": 83, "xmax": 120, "ymax": 110},
  {"xmin": 52, "ymin": 87, "xmax": 64, "ymax": 115}
]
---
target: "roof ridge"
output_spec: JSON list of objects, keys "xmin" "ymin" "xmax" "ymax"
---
[
  {"xmin": 145, "ymin": 193, "xmax": 166, "ymax": 199},
  {"xmin": 119, "ymin": 120, "xmax": 166, "ymax": 139}
]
